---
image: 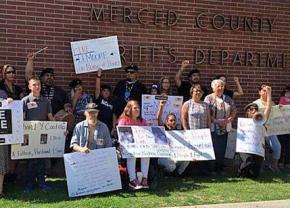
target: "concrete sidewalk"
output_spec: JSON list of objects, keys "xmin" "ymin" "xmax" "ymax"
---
[{"xmin": 169, "ymin": 199, "xmax": 290, "ymax": 208}]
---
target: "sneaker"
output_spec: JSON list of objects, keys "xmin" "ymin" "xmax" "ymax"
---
[
  {"xmin": 24, "ymin": 186, "xmax": 32, "ymax": 193},
  {"xmin": 39, "ymin": 183, "xmax": 54, "ymax": 191},
  {"xmin": 141, "ymin": 178, "xmax": 149, "ymax": 189},
  {"xmin": 128, "ymin": 179, "xmax": 142, "ymax": 190}
]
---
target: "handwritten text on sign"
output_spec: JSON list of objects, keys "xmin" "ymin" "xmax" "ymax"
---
[
  {"xmin": 165, "ymin": 129, "xmax": 215, "ymax": 161},
  {"xmin": 141, "ymin": 94, "xmax": 183, "ymax": 129},
  {"xmin": 0, "ymin": 101, "xmax": 23, "ymax": 145},
  {"xmin": 11, "ymin": 121, "xmax": 67, "ymax": 159},
  {"xmin": 236, "ymin": 118, "xmax": 265, "ymax": 157},
  {"xmin": 71, "ymin": 36, "xmax": 122, "ymax": 74},
  {"xmin": 117, "ymin": 126, "xmax": 171, "ymax": 158},
  {"xmin": 64, "ymin": 147, "xmax": 122, "ymax": 198},
  {"xmin": 260, "ymin": 105, "xmax": 290, "ymax": 136}
]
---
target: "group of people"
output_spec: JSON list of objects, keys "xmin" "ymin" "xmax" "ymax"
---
[{"xmin": 0, "ymin": 54, "xmax": 289, "ymax": 195}]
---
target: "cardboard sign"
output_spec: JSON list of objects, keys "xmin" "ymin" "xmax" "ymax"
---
[
  {"xmin": 71, "ymin": 36, "xmax": 122, "ymax": 74},
  {"xmin": 141, "ymin": 94, "xmax": 183, "ymax": 129},
  {"xmin": 236, "ymin": 118, "xmax": 265, "ymax": 157},
  {"xmin": 260, "ymin": 105, "xmax": 290, "ymax": 136},
  {"xmin": 225, "ymin": 129, "xmax": 237, "ymax": 159},
  {"xmin": 117, "ymin": 126, "xmax": 171, "ymax": 158},
  {"xmin": 165, "ymin": 129, "xmax": 215, "ymax": 161},
  {"xmin": 64, "ymin": 147, "xmax": 122, "ymax": 198},
  {"xmin": 11, "ymin": 121, "xmax": 67, "ymax": 159},
  {"xmin": 0, "ymin": 101, "xmax": 24, "ymax": 145}
]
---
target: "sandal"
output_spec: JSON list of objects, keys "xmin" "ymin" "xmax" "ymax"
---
[{"xmin": 141, "ymin": 177, "xmax": 149, "ymax": 189}]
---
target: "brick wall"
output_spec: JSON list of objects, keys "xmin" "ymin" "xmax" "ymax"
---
[{"xmin": 1, "ymin": 0, "xmax": 290, "ymax": 114}]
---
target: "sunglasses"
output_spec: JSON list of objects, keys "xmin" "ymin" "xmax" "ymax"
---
[
  {"xmin": 6, "ymin": 71, "xmax": 15, "ymax": 74},
  {"xmin": 248, "ymin": 107, "xmax": 258, "ymax": 112},
  {"xmin": 127, "ymin": 71, "xmax": 136, "ymax": 74}
]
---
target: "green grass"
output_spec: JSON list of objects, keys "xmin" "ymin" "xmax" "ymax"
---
[{"xmin": 1, "ymin": 170, "xmax": 290, "ymax": 208}]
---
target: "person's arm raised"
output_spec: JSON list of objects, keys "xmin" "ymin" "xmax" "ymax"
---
[{"xmin": 175, "ymin": 60, "xmax": 189, "ymax": 88}]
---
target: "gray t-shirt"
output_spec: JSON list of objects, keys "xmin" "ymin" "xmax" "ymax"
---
[{"xmin": 22, "ymin": 94, "xmax": 52, "ymax": 121}]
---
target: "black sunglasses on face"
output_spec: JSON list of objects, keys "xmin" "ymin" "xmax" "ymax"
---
[{"xmin": 6, "ymin": 71, "xmax": 15, "ymax": 74}]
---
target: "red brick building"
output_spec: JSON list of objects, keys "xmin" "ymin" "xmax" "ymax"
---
[{"xmin": 0, "ymin": 0, "xmax": 289, "ymax": 111}]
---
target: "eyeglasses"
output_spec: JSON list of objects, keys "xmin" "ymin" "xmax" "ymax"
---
[{"xmin": 6, "ymin": 71, "xmax": 15, "ymax": 74}]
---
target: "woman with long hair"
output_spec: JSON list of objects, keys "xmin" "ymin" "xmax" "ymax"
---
[{"xmin": 118, "ymin": 100, "xmax": 150, "ymax": 190}]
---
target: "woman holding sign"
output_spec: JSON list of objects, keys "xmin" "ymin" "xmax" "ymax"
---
[
  {"xmin": 204, "ymin": 79, "xmax": 236, "ymax": 174},
  {"xmin": 118, "ymin": 100, "xmax": 150, "ymax": 190}
]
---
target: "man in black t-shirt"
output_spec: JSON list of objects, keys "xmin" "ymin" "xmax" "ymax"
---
[
  {"xmin": 175, "ymin": 60, "xmax": 208, "ymax": 101},
  {"xmin": 113, "ymin": 65, "xmax": 147, "ymax": 117}
]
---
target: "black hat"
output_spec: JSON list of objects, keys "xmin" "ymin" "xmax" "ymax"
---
[
  {"xmin": 40, "ymin": 68, "xmax": 54, "ymax": 77},
  {"xmin": 124, "ymin": 65, "xmax": 139, "ymax": 73},
  {"xmin": 69, "ymin": 79, "xmax": 82, "ymax": 89},
  {"xmin": 151, "ymin": 83, "xmax": 159, "ymax": 90},
  {"xmin": 101, "ymin": 84, "xmax": 111, "ymax": 91},
  {"xmin": 244, "ymin": 103, "xmax": 259, "ymax": 111},
  {"xmin": 85, "ymin": 103, "xmax": 99, "ymax": 112}
]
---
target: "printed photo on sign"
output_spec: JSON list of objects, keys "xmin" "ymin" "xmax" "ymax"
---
[{"xmin": 118, "ymin": 126, "xmax": 134, "ymax": 144}]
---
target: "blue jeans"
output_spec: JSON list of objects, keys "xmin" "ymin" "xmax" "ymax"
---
[
  {"xmin": 24, "ymin": 159, "xmax": 46, "ymax": 188},
  {"xmin": 265, "ymin": 135, "xmax": 281, "ymax": 160}
]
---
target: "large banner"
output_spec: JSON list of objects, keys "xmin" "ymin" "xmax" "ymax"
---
[
  {"xmin": 141, "ymin": 94, "xmax": 183, "ymax": 129},
  {"xmin": 260, "ymin": 105, "xmax": 290, "ymax": 136},
  {"xmin": 0, "ymin": 100, "xmax": 23, "ymax": 145},
  {"xmin": 165, "ymin": 129, "xmax": 215, "ymax": 161},
  {"xmin": 71, "ymin": 36, "xmax": 122, "ymax": 74},
  {"xmin": 117, "ymin": 126, "xmax": 171, "ymax": 158},
  {"xmin": 236, "ymin": 118, "xmax": 265, "ymax": 157},
  {"xmin": 64, "ymin": 147, "xmax": 121, "ymax": 198},
  {"xmin": 11, "ymin": 121, "xmax": 67, "ymax": 159}
]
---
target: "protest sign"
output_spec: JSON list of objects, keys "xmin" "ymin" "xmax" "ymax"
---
[
  {"xmin": 141, "ymin": 94, "xmax": 183, "ymax": 129},
  {"xmin": 0, "ymin": 100, "xmax": 23, "ymax": 145},
  {"xmin": 225, "ymin": 129, "xmax": 237, "ymax": 159},
  {"xmin": 117, "ymin": 126, "xmax": 171, "ymax": 158},
  {"xmin": 236, "ymin": 118, "xmax": 265, "ymax": 157},
  {"xmin": 11, "ymin": 121, "xmax": 67, "ymax": 159},
  {"xmin": 64, "ymin": 147, "xmax": 121, "ymax": 198},
  {"xmin": 260, "ymin": 105, "xmax": 290, "ymax": 136},
  {"xmin": 71, "ymin": 36, "xmax": 122, "ymax": 74},
  {"xmin": 165, "ymin": 129, "xmax": 215, "ymax": 161}
]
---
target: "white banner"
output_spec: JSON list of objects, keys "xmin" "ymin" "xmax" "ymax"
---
[
  {"xmin": 260, "ymin": 105, "xmax": 290, "ymax": 136},
  {"xmin": 71, "ymin": 36, "xmax": 122, "ymax": 74},
  {"xmin": 11, "ymin": 121, "xmax": 67, "ymax": 159},
  {"xmin": 236, "ymin": 118, "xmax": 265, "ymax": 157},
  {"xmin": 141, "ymin": 94, "xmax": 183, "ymax": 129},
  {"xmin": 117, "ymin": 126, "xmax": 171, "ymax": 158},
  {"xmin": 0, "ymin": 100, "xmax": 23, "ymax": 145},
  {"xmin": 165, "ymin": 129, "xmax": 215, "ymax": 161},
  {"xmin": 64, "ymin": 147, "xmax": 121, "ymax": 198},
  {"xmin": 225, "ymin": 129, "xmax": 237, "ymax": 159}
]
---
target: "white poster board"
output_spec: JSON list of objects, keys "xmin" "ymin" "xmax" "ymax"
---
[
  {"xmin": 117, "ymin": 126, "xmax": 171, "ymax": 158},
  {"xmin": 11, "ymin": 121, "xmax": 67, "ymax": 159},
  {"xmin": 71, "ymin": 36, "xmax": 122, "ymax": 74},
  {"xmin": 225, "ymin": 129, "xmax": 237, "ymax": 159},
  {"xmin": 165, "ymin": 129, "xmax": 215, "ymax": 161},
  {"xmin": 260, "ymin": 105, "xmax": 290, "ymax": 136},
  {"xmin": 236, "ymin": 118, "xmax": 265, "ymax": 157},
  {"xmin": 141, "ymin": 94, "xmax": 183, "ymax": 129},
  {"xmin": 0, "ymin": 100, "xmax": 23, "ymax": 145},
  {"xmin": 64, "ymin": 147, "xmax": 121, "ymax": 198}
]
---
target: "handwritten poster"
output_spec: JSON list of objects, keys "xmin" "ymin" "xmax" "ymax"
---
[
  {"xmin": 141, "ymin": 94, "xmax": 183, "ymax": 129},
  {"xmin": 117, "ymin": 126, "xmax": 171, "ymax": 158},
  {"xmin": 0, "ymin": 100, "xmax": 23, "ymax": 145},
  {"xmin": 236, "ymin": 118, "xmax": 265, "ymax": 157},
  {"xmin": 225, "ymin": 129, "xmax": 237, "ymax": 159},
  {"xmin": 64, "ymin": 147, "xmax": 121, "ymax": 198},
  {"xmin": 11, "ymin": 121, "xmax": 67, "ymax": 159},
  {"xmin": 165, "ymin": 129, "xmax": 215, "ymax": 161},
  {"xmin": 260, "ymin": 105, "xmax": 290, "ymax": 136},
  {"xmin": 71, "ymin": 36, "xmax": 122, "ymax": 74}
]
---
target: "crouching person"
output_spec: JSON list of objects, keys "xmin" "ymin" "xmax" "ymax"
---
[
  {"xmin": 70, "ymin": 103, "xmax": 112, "ymax": 153},
  {"xmin": 23, "ymin": 77, "xmax": 55, "ymax": 193}
]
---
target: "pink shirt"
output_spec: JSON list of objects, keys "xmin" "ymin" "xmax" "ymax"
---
[
  {"xmin": 279, "ymin": 96, "xmax": 290, "ymax": 105},
  {"xmin": 118, "ymin": 118, "xmax": 147, "ymax": 126}
]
